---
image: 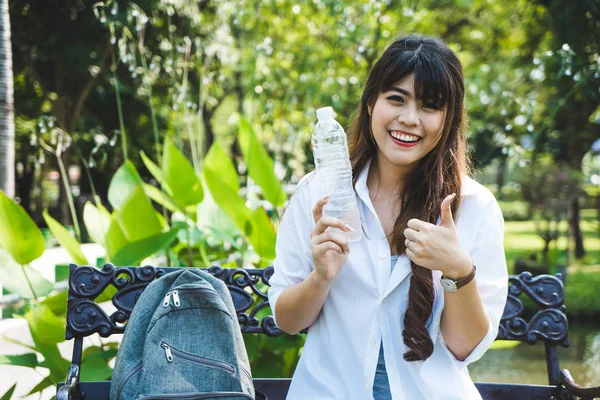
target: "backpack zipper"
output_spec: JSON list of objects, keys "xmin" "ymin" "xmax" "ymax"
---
[
  {"xmin": 163, "ymin": 291, "xmax": 172, "ymax": 307},
  {"xmin": 163, "ymin": 288, "xmax": 218, "ymax": 307},
  {"xmin": 172, "ymin": 290, "xmax": 181, "ymax": 307},
  {"xmin": 116, "ymin": 361, "xmax": 143, "ymax": 400},
  {"xmin": 161, "ymin": 343, "xmax": 174, "ymax": 362},
  {"xmin": 160, "ymin": 341, "xmax": 235, "ymax": 375},
  {"xmin": 137, "ymin": 392, "xmax": 254, "ymax": 399}
]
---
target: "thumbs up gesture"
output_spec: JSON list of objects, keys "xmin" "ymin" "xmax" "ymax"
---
[{"xmin": 403, "ymin": 193, "xmax": 473, "ymax": 279}]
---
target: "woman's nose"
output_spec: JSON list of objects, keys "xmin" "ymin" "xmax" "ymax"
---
[{"xmin": 397, "ymin": 105, "xmax": 420, "ymax": 126}]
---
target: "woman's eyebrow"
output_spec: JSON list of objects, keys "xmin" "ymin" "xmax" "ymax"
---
[{"xmin": 387, "ymin": 86, "xmax": 413, "ymax": 98}]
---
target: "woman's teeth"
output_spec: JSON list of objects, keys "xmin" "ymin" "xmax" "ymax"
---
[{"xmin": 389, "ymin": 131, "xmax": 420, "ymax": 142}]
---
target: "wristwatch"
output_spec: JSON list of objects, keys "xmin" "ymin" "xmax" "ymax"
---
[{"xmin": 440, "ymin": 265, "xmax": 476, "ymax": 292}]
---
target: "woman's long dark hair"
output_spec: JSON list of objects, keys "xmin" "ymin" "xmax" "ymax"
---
[{"xmin": 347, "ymin": 34, "xmax": 470, "ymax": 361}]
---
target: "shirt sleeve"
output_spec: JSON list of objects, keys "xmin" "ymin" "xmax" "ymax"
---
[
  {"xmin": 440, "ymin": 204, "xmax": 509, "ymax": 367},
  {"xmin": 267, "ymin": 173, "xmax": 317, "ymax": 326}
]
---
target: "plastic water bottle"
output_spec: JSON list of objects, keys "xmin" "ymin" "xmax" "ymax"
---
[{"xmin": 311, "ymin": 107, "xmax": 362, "ymax": 242}]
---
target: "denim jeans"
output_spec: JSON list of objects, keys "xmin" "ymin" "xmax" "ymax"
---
[{"xmin": 373, "ymin": 344, "xmax": 392, "ymax": 399}]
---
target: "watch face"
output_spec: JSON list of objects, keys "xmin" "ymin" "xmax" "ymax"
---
[{"xmin": 441, "ymin": 278, "xmax": 458, "ymax": 292}]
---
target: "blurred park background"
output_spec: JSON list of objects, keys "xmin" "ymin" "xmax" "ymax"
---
[{"xmin": 0, "ymin": 0, "xmax": 599, "ymax": 398}]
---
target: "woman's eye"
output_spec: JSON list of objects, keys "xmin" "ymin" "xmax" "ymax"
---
[
  {"xmin": 387, "ymin": 95, "xmax": 404, "ymax": 103},
  {"xmin": 423, "ymin": 103, "xmax": 440, "ymax": 110}
]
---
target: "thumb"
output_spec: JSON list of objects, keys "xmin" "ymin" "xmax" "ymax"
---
[{"xmin": 439, "ymin": 193, "xmax": 456, "ymax": 227}]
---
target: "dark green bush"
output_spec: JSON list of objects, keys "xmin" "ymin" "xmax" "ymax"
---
[
  {"xmin": 499, "ymin": 184, "xmax": 523, "ymax": 202},
  {"xmin": 498, "ymin": 200, "xmax": 530, "ymax": 221},
  {"xmin": 564, "ymin": 270, "xmax": 600, "ymax": 322}
]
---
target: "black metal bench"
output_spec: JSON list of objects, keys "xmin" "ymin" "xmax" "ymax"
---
[{"xmin": 57, "ymin": 264, "xmax": 600, "ymax": 400}]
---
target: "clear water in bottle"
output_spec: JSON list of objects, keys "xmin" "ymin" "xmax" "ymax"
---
[{"xmin": 312, "ymin": 107, "xmax": 362, "ymax": 242}]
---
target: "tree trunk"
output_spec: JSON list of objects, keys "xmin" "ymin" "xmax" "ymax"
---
[
  {"xmin": 0, "ymin": 0, "xmax": 15, "ymax": 198},
  {"xmin": 230, "ymin": 69, "xmax": 244, "ymax": 172},
  {"xmin": 31, "ymin": 162, "xmax": 44, "ymax": 226},
  {"xmin": 16, "ymin": 162, "xmax": 34, "ymax": 213},
  {"xmin": 202, "ymin": 104, "xmax": 214, "ymax": 157},
  {"xmin": 496, "ymin": 154, "xmax": 507, "ymax": 201},
  {"xmin": 568, "ymin": 196, "xmax": 586, "ymax": 259},
  {"xmin": 596, "ymin": 194, "xmax": 600, "ymax": 240},
  {"xmin": 232, "ymin": 69, "xmax": 244, "ymax": 156},
  {"xmin": 542, "ymin": 238, "xmax": 550, "ymax": 264},
  {"xmin": 57, "ymin": 148, "xmax": 72, "ymax": 227}
]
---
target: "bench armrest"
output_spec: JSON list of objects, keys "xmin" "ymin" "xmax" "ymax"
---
[
  {"xmin": 56, "ymin": 364, "xmax": 80, "ymax": 400},
  {"xmin": 560, "ymin": 369, "xmax": 600, "ymax": 399}
]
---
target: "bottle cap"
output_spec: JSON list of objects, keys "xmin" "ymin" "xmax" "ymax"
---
[{"xmin": 316, "ymin": 106, "xmax": 335, "ymax": 121}]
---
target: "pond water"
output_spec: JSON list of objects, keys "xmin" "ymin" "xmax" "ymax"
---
[{"xmin": 469, "ymin": 325, "xmax": 600, "ymax": 386}]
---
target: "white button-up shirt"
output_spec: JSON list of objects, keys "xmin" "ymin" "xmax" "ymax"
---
[{"xmin": 268, "ymin": 159, "xmax": 508, "ymax": 400}]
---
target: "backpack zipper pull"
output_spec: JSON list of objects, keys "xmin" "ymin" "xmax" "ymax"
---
[
  {"xmin": 163, "ymin": 291, "xmax": 172, "ymax": 307},
  {"xmin": 172, "ymin": 290, "xmax": 180, "ymax": 307},
  {"xmin": 161, "ymin": 343, "xmax": 174, "ymax": 362}
]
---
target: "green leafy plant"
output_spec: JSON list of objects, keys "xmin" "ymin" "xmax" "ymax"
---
[{"xmin": 0, "ymin": 192, "xmax": 116, "ymax": 398}]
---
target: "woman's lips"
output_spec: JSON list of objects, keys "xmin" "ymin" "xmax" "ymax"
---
[{"xmin": 388, "ymin": 130, "xmax": 421, "ymax": 147}]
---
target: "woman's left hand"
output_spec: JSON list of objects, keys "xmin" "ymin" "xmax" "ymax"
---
[{"xmin": 403, "ymin": 193, "xmax": 473, "ymax": 279}]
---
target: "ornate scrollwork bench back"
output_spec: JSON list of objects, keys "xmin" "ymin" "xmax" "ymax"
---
[
  {"xmin": 59, "ymin": 264, "xmax": 599, "ymax": 400},
  {"xmin": 495, "ymin": 272, "xmax": 568, "ymax": 385},
  {"xmin": 66, "ymin": 264, "xmax": 281, "ymax": 340}
]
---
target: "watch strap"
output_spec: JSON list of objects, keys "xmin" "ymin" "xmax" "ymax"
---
[{"xmin": 444, "ymin": 265, "xmax": 476, "ymax": 290}]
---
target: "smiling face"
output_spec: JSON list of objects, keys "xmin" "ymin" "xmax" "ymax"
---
[{"xmin": 368, "ymin": 73, "xmax": 447, "ymax": 178}]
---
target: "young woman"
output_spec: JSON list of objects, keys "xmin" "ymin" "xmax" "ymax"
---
[{"xmin": 267, "ymin": 34, "xmax": 508, "ymax": 400}]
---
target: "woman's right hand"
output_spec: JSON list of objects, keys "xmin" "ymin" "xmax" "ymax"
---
[{"xmin": 310, "ymin": 197, "xmax": 351, "ymax": 282}]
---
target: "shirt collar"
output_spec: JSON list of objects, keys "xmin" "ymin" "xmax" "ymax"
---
[{"xmin": 354, "ymin": 158, "xmax": 372, "ymax": 206}]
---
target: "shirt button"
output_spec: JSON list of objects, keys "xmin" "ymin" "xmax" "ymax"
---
[
  {"xmin": 370, "ymin": 339, "xmax": 376, "ymax": 346},
  {"xmin": 379, "ymin": 252, "xmax": 386, "ymax": 259}
]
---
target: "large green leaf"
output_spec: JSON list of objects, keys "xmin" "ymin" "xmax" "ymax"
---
[
  {"xmin": 107, "ymin": 161, "xmax": 144, "ymax": 211},
  {"xmin": 203, "ymin": 167, "xmax": 275, "ymax": 260},
  {"xmin": 26, "ymin": 305, "xmax": 65, "ymax": 345},
  {"xmin": 80, "ymin": 345, "xmax": 117, "ymax": 381},
  {"xmin": 141, "ymin": 151, "xmax": 164, "ymax": 186},
  {"xmin": 162, "ymin": 138, "xmax": 204, "ymax": 207},
  {"xmin": 197, "ymin": 178, "xmax": 238, "ymax": 235},
  {"xmin": 116, "ymin": 185, "xmax": 162, "ymax": 242},
  {"xmin": 25, "ymin": 305, "xmax": 70, "ymax": 383},
  {"xmin": 83, "ymin": 200, "xmax": 112, "ymax": 250},
  {"xmin": 144, "ymin": 183, "xmax": 180, "ymax": 213},
  {"xmin": 0, "ymin": 190, "xmax": 45, "ymax": 265},
  {"xmin": 238, "ymin": 117, "xmax": 287, "ymax": 207},
  {"xmin": 0, "ymin": 353, "xmax": 38, "ymax": 368},
  {"xmin": 248, "ymin": 207, "xmax": 276, "ymax": 259},
  {"xmin": 0, "ymin": 384, "xmax": 16, "ymax": 400},
  {"xmin": 112, "ymin": 227, "xmax": 182, "ymax": 266},
  {"xmin": 203, "ymin": 167, "xmax": 251, "ymax": 233},
  {"xmin": 40, "ymin": 290, "xmax": 68, "ymax": 316},
  {"xmin": 0, "ymin": 249, "xmax": 53, "ymax": 299},
  {"xmin": 205, "ymin": 142, "xmax": 240, "ymax": 191},
  {"xmin": 106, "ymin": 216, "xmax": 130, "ymax": 261},
  {"xmin": 42, "ymin": 210, "xmax": 88, "ymax": 265}
]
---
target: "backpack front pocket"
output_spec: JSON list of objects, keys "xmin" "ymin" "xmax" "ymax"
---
[{"xmin": 160, "ymin": 342, "xmax": 235, "ymax": 375}]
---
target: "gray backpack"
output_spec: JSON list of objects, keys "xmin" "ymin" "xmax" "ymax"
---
[{"xmin": 109, "ymin": 268, "xmax": 256, "ymax": 400}]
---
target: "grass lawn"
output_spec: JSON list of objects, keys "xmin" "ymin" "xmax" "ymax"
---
[{"xmin": 503, "ymin": 208, "xmax": 599, "ymax": 273}]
